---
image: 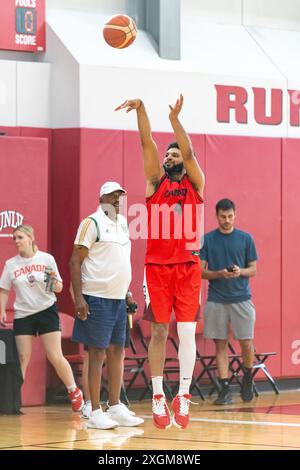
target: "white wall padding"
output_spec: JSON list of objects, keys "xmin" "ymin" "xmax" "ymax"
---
[
  {"xmin": 0, "ymin": 61, "xmax": 17, "ymax": 126},
  {"xmin": 17, "ymin": 62, "xmax": 51, "ymax": 127}
]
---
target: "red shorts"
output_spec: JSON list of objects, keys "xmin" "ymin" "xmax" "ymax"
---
[{"xmin": 143, "ymin": 262, "xmax": 201, "ymax": 323}]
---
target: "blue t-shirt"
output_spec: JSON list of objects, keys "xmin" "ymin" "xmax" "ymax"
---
[{"xmin": 200, "ymin": 229, "xmax": 258, "ymax": 303}]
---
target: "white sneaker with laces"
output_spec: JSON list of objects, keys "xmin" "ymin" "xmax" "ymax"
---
[
  {"xmin": 106, "ymin": 401, "xmax": 136, "ymax": 416},
  {"xmin": 107, "ymin": 404, "xmax": 144, "ymax": 427},
  {"xmin": 81, "ymin": 400, "xmax": 92, "ymax": 419},
  {"xmin": 87, "ymin": 409, "xmax": 119, "ymax": 430}
]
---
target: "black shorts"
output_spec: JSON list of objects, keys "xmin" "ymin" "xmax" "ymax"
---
[
  {"xmin": 13, "ymin": 303, "xmax": 61, "ymax": 336},
  {"xmin": 83, "ymin": 315, "xmax": 131, "ymax": 350}
]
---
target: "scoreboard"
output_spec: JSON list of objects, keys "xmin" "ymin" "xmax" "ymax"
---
[{"xmin": 0, "ymin": 0, "xmax": 45, "ymax": 53}]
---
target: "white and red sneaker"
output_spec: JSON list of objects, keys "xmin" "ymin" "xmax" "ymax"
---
[
  {"xmin": 152, "ymin": 394, "xmax": 172, "ymax": 429},
  {"xmin": 171, "ymin": 394, "xmax": 191, "ymax": 429},
  {"xmin": 68, "ymin": 387, "xmax": 84, "ymax": 412}
]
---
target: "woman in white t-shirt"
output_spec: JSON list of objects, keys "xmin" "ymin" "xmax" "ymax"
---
[{"xmin": 0, "ymin": 225, "xmax": 83, "ymax": 412}]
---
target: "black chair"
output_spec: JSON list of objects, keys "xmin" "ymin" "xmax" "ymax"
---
[
  {"xmin": 192, "ymin": 334, "xmax": 249, "ymax": 397},
  {"xmin": 191, "ymin": 327, "xmax": 279, "ymax": 398},
  {"xmin": 100, "ymin": 362, "xmax": 130, "ymax": 404},
  {"xmin": 189, "ymin": 322, "xmax": 223, "ymax": 398},
  {"xmin": 193, "ymin": 342, "xmax": 279, "ymax": 397},
  {"xmin": 228, "ymin": 342, "xmax": 279, "ymax": 395},
  {"xmin": 136, "ymin": 319, "xmax": 206, "ymax": 400},
  {"xmin": 136, "ymin": 319, "xmax": 181, "ymax": 399},
  {"xmin": 167, "ymin": 320, "xmax": 206, "ymax": 400},
  {"xmin": 122, "ymin": 336, "xmax": 152, "ymax": 401}
]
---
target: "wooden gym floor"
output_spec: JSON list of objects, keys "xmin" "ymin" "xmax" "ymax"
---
[{"xmin": 1, "ymin": 391, "xmax": 300, "ymax": 451}]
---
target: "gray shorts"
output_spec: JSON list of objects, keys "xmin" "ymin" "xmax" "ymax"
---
[{"xmin": 203, "ymin": 300, "xmax": 256, "ymax": 340}]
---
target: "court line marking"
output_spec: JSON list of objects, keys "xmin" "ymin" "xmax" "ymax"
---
[
  {"xmin": 1, "ymin": 432, "xmax": 299, "ymax": 451},
  {"xmin": 3, "ymin": 439, "xmax": 299, "ymax": 451},
  {"xmin": 140, "ymin": 414, "xmax": 300, "ymax": 427},
  {"xmin": 192, "ymin": 417, "xmax": 300, "ymax": 427}
]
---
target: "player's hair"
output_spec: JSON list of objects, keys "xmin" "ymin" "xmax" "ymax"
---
[
  {"xmin": 13, "ymin": 224, "xmax": 38, "ymax": 253},
  {"xmin": 216, "ymin": 199, "xmax": 236, "ymax": 214},
  {"xmin": 167, "ymin": 142, "xmax": 180, "ymax": 151}
]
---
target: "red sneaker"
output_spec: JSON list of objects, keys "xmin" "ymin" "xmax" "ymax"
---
[
  {"xmin": 68, "ymin": 387, "xmax": 84, "ymax": 412},
  {"xmin": 171, "ymin": 394, "xmax": 191, "ymax": 429},
  {"xmin": 152, "ymin": 394, "xmax": 172, "ymax": 429}
]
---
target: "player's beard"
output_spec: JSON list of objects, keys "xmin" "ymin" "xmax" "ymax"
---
[{"xmin": 163, "ymin": 162, "xmax": 184, "ymax": 176}]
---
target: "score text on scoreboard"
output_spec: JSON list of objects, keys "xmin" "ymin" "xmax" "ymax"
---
[{"xmin": 0, "ymin": 0, "xmax": 45, "ymax": 53}]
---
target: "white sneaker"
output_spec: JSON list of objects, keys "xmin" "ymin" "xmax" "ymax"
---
[
  {"xmin": 81, "ymin": 400, "xmax": 92, "ymax": 419},
  {"xmin": 106, "ymin": 401, "xmax": 136, "ymax": 416},
  {"xmin": 87, "ymin": 409, "xmax": 119, "ymax": 430},
  {"xmin": 107, "ymin": 404, "xmax": 144, "ymax": 427}
]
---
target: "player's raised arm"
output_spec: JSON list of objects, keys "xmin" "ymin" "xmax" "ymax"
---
[
  {"xmin": 115, "ymin": 99, "xmax": 164, "ymax": 193},
  {"xmin": 169, "ymin": 94, "xmax": 205, "ymax": 198}
]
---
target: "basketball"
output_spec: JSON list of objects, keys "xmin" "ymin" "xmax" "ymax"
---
[{"xmin": 103, "ymin": 15, "xmax": 137, "ymax": 49}]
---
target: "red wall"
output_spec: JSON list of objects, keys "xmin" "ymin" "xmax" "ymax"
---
[
  {"xmin": 51, "ymin": 129, "xmax": 81, "ymax": 314},
  {"xmin": 0, "ymin": 135, "xmax": 49, "ymax": 405},
  {"xmin": 282, "ymin": 139, "xmax": 300, "ymax": 375},
  {"xmin": 0, "ymin": 127, "xmax": 54, "ymax": 267},
  {"xmin": 204, "ymin": 136, "xmax": 282, "ymax": 377},
  {"xmin": 0, "ymin": 136, "xmax": 49, "ymax": 291}
]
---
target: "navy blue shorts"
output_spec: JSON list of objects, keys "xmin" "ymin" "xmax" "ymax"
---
[{"xmin": 72, "ymin": 295, "xmax": 127, "ymax": 349}]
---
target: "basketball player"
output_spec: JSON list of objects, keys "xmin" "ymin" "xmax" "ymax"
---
[{"xmin": 115, "ymin": 95, "xmax": 205, "ymax": 429}]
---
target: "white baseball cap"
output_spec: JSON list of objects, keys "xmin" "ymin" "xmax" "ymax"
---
[{"xmin": 99, "ymin": 181, "xmax": 126, "ymax": 197}]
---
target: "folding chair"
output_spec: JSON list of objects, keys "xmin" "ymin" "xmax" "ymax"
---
[
  {"xmin": 228, "ymin": 342, "xmax": 279, "ymax": 395},
  {"xmin": 168, "ymin": 320, "xmax": 206, "ymax": 400},
  {"xmin": 192, "ymin": 321, "xmax": 245, "ymax": 397},
  {"xmin": 188, "ymin": 320, "xmax": 222, "ymax": 398},
  {"xmin": 136, "ymin": 319, "xmax": 182, "ymax": 399},
  {"xmin": 100, "ymin": 363, "xmax": 130, "ymax": 404},
  {"xmin": 122, "ymin": 336, "xmax": 152, "ymax": 401},
  {"xmin": 136, "ymin": 319, "xmax": 205, "ymax": 400}
]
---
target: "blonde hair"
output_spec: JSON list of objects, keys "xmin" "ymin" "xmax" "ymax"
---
[{"xmin": 13, "ymin": 224, "xmax": 38, "ymax": 253}]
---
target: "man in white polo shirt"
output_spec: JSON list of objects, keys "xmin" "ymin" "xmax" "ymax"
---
[{"xmin": 70, "ymin": 181, "xmax": 144, "ymax": 430}]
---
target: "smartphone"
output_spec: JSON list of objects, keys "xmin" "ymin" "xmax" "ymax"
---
[{"xmin": 226, "ymin": 265, "xmax": 235, "ymax": 272}]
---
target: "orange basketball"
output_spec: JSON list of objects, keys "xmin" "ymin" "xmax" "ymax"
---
[{"xmin": 103, "ymin": 15, "xmax": 137, "ymax": 49}]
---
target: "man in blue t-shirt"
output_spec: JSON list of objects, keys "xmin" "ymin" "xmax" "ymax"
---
[{"xmin": 200, "ymin": 198, "xmax": 258, "ymax": 405}]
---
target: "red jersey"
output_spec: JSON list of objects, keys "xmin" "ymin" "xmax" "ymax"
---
[{"xmin": 145, "ymin": 174, "xmax": 203, "ymax": 264}]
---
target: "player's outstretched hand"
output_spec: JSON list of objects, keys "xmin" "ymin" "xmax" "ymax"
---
[
  {"xmin": 115, "ymin": 99, "xmax": 142, "ymax": 113},
  {"xmin": 169, "ymin": 93, "xmax": 184, "ymax": 120}
]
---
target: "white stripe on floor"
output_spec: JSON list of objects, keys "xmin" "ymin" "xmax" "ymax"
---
[{"xmin": 140, "ymin": 415, "xmax": 300, "ymax": 428}]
